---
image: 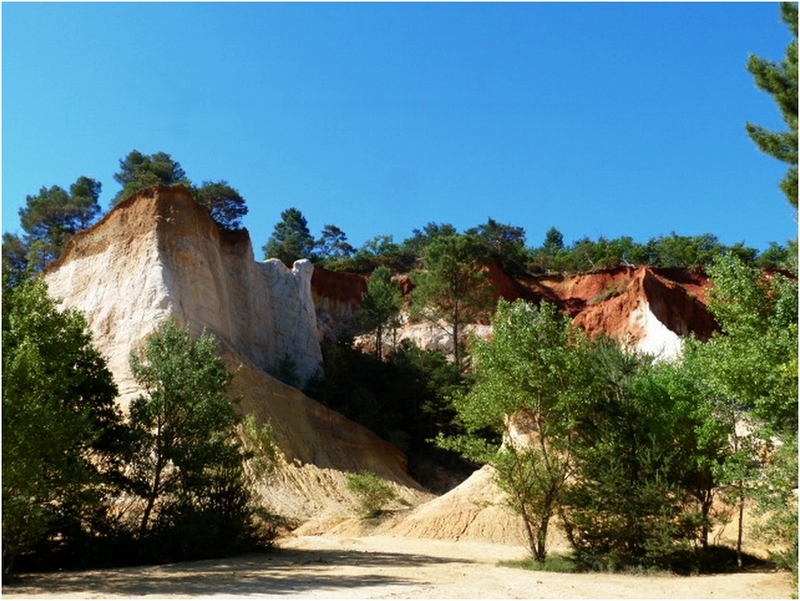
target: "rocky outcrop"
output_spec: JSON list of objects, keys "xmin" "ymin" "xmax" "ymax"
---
[
  {"xmin": 386, "ymin": 465, "xmax": 528, "ymax": 545},
  {"xmin": 45, "ymin": 185, "xmax": 323, "ymax": 406},
  {"xmin": 570, "ymin": 266, "xmax": 715, "ymax": 359},
  {"xmin": 311, "ymin": 267, "xmax": 368, "ymax": 343},
  {"xmin": 342, "ymin": 264, "xmax": 715, "ymax": 362},
  {"xmin": 43, "ymin": 185, "xmax": 425, "ymax": 521}
]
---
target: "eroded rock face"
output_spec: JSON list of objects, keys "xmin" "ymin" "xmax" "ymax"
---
[
  {"xmin": 43, "ymin": 185, "xmax": 425, "ymax": 520},
  {"xmin": 570, "ymin": 266, "xmax": 715, "ymax": 360},
  {"xmin": 44, "ymin": 185, "xmax": 322, "ymax": 407},
  {"xmin": 336, "ymin": 265, "xmax": 716, "ymax": 362}
]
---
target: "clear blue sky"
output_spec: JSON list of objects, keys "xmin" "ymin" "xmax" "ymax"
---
[{"xmin": 3, "ymin": 2, "xmax": 797, "ymax": 253}]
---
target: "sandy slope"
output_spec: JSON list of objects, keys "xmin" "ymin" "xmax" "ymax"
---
[{"xmin": 3, "ymin": 534, "xmax": 793, "ymax": 599}]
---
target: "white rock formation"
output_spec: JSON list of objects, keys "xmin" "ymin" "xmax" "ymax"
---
[{"xmin": 44, "ymin": 186, "xmax": 322, "ymax": 409}]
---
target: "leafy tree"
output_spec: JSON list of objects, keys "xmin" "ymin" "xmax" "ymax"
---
[
  {"xmin": 624, "ymin": 356, "xmax": 731, "ymax": 552},
  {"xmin": 746, "ymin": 2, "xmax": 798, "ymax": 208},
  {"xmin": 1, "ymin": 233, "xmax": 31, "ymax": 286},
  {"xmin": 756, "ymin": 240, "xmax": 793, "ymax": 269},
  {"xmin": 2, "ymin": 276, "xmax": 124, "ymax": 576},
  {"xmin": 438, "ymin": 300, "xmax": 597, "ymax": 562},
  {"xmin": 543, "ymin": 227, "xmax": 565, "ymax": 252},
  {"xmin": 687, "ymin": 254, "xmax": 798, "ymax": 568},
  {"xmin": 358, "ymin": 266, "xmax": 403, "ymax": 361},
  {"xmin": 126, "ymin": 320, "xmax": 258, "ymax": 558},
  {"xmin": 191, "ymin": 180, "xmax": 248, "ymax": 231},
  {"xmin": 262, "ymin": 207, "xmax": 316, "ymax": 266},
  {"xmin": 112, "ymin": 150, "xmax": 190, "ymax": 205},
  {"xmin": 315, "ymin": 224, "xmax": 355, "ymax": 262},
  {"xmin": 307, "ymin": 336, "xmax": 468, "ymax": 481},
  {"xmin": 467, "ymin": 218, "xmax": 529, "ymax": 274},
  {"xmin": 645, "ymin": 233, "xmax": 726, "ymax": 268},
  {"xmin": 529, "ymin": 227, "xmax": 565, "ymax": 273},
  {"xmin": 562, "ymin": 345, "xmax": 708, "ymax": 571},
  {"xmin": 410, "ymin": 234, "xmax": 495, "ymax": 371}
]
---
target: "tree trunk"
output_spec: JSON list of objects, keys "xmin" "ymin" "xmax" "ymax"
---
[
  {"xmin": 536, "ymin": 513, "xmax": 550, "ymax": 563},
  {"xmin": 452, "ymin": 311, "xmax": 460, "ymax": 372},
  {"xmin": 139, "ymin": 463, "xmax": 162, "ymax": 539},
  {"xmin": 701, "ymin": 490, "xmax": 713, "ymax": 551},
  {"xmin": 139, "ymin": 426, "xmax": 166, "ymax": 539},
  {"xmin": 736, "ymin": 481, "xmax": 744, "ymax": 568}
]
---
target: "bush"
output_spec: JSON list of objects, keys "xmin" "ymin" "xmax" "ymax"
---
[{"xmin": 346, "ymin": 472, "xmax": 398, "ymax": 518}]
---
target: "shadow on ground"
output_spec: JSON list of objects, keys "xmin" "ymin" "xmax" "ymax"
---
[{"xmin": 3, "ymin": 545, "xmax": 472, "ymax": 597}]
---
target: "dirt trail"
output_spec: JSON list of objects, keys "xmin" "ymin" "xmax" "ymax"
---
[{"xmin": 3, "ymin": 534, "xmax": 794, "ymax": 599}]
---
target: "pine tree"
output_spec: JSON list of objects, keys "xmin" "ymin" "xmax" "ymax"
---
[{"xmin": 746, "ymin": 2, "xmax": 798, "ymax": 208}]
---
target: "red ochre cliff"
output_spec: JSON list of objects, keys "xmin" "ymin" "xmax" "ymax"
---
[{"xmin": 314, "ymin": 262, "xmax": 717, "ymax": 360}]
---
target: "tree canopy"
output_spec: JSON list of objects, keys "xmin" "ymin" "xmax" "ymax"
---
[
  {"xmin": 357, "ymin": 266, "xmax": 403, "ymax": 361},
  {"xmin": 410, "ymin": 234, "xmax": 495, "ymax": 371},
  {"xmin": 191, "ymin": 180, "xmax": 248, "ymax": 231},
  {"xmin": 262, "ymin": 207, "xmax": 316, "ymax": 266},
  {"xmin": 125, "ymin": 320, "xmax": 262, "ymax": 560},
  {"xmin": 2, "ymin": 276, "xmax": 124, "ymax": 575},
  {"xmin": 316, "ymin": 224, "xmax": 356, "ymax": 261},
  {"xmin": 112, "ymin": 150, "xmax": 191, "ymax": 205},
  {"xmin": 5, "ymin": 176, "xmax": 104, "ymax": 274}
]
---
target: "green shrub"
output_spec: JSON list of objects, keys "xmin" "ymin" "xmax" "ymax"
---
[{"xmin": 346, "ymin": 471, "xmax": 398, "ymax": 518}]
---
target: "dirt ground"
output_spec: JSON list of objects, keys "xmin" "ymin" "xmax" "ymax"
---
[{"xmin": 3, "ymin": 534, "xmax": 794, "ymax": 599}]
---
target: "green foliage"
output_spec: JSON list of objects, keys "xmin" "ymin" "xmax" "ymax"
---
[
  {"xmin": 271, "ymin": 353, "xmax": 300, "ymax": 388},
  {"xmin": 440, "ymin": 300, "xmax": 597, "ymax": 562},
  {"xmin": 191, "ymin": 180, "xmax": 248, "ymax": 231},
  {"xmin": 6, "ymin": 176, "xmax": 103, "ymax": 274},
  {"xmin": 561, "ymin": 347, "xmax": 707, "ymax": 571},
  {"xmin": 358, "ymin": 266, "xmax": 403, "ymax": 360},
  {"xmin": 112, "ymin": 151, "xmax": 249, "ymax": 230},
  {"xmin": 126, "ymin": 320, "xmax": 260, "ymax": 557},
  {"xmin": 410, "ymin": 234, "xmax": 495, "ymax": 371},
  {"xmin": 401, "ymin": 222, "xmax": 458, "ymax": 259},
  {"xmin": 543, "ymin": 227, "xmax": 564, "ymax": 252},
  {"xmin": 307, "ymin": 337, "xmax": 469, "ymax": 483},
  {"xmin": 346, "ymin": 471, "xmax": 398, "ymax": 518},
  {"xmin": 239, "ymin": 414, "xmax": 281, "ymax": 481},
  {"xmin": 2, "ymin": 276, "xmax": 124, "ymax": 576},
  {"xmin": 262, "ymin": 207, "xmax": 316, "ymax": 266},
  {"xmin": 703, "ymin": 254, "xmax": 798, "ymax": 437},
  {"xmin": 437, "ymin": 299, "xmax": 741, "ymax": 570},
  {"xmin": 686, "ymin": 254, "xmax": 798, "ymax": 571},
  {"xmin": 499, "ymin": 554, "xmax": 577, "ymax": 573},
  {"xmin": 746, "ymin": 2, "xmax": 798, "ymax": 208},
  {"xmin": 315, "ymin": 224, "xmax": 355, "ymax": 262},
  {"xmin": 528, "ymin": 229, "xmax": 768, "ymax": 273},
  {"xmin": 1, "ymin": 233, "xmax": 32, "ymax": 286},
  {"xmin": 466, "ymin": 218, "xmax": 529, "ymax": 275},
  {"xmin": 112, "ymin": 150, "xmax": 190, "ymax": 205}
]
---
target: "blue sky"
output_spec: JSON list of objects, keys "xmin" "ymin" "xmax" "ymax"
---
[{"xmin": 3, "ymin": 2, "xmax": 797, "ymax": 254}]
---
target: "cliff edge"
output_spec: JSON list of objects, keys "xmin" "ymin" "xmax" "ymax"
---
[{"xmin": 44, "ymin": 185, "xmax": 429, "ymax": 523}]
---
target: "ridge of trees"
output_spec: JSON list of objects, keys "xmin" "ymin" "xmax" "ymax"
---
[{"xmin": 263, "ymin": 206, "xmax": 796, "ymax": 275}]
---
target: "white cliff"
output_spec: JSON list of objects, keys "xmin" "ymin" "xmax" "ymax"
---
[{"xmin": 44, "ymin": 185, "xmax": 322, "ymax": 408}]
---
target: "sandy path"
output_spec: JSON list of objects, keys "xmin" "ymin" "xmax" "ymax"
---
[{"xmin": 3, "ymin": 534, "xmax": 794, "ymax": 599}]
